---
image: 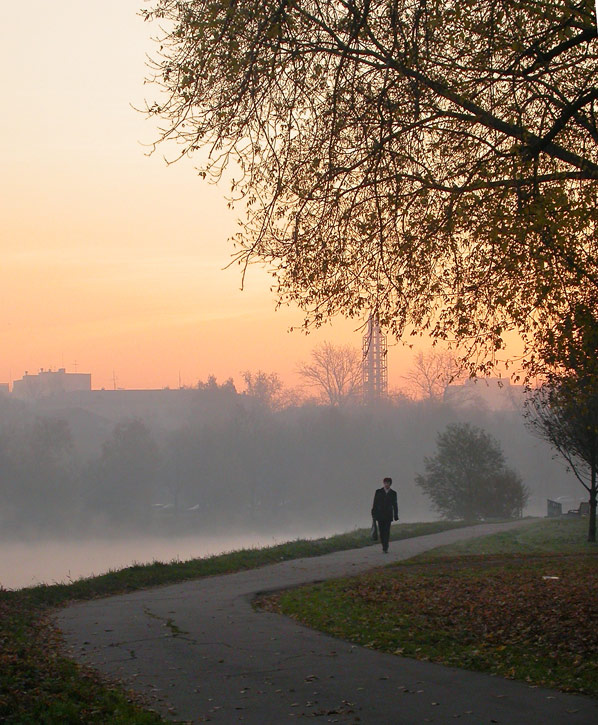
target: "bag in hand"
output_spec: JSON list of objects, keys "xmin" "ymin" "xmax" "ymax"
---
[{"xmin": 370, "ymin": 518, "xmax": 378, "ymax": 541}]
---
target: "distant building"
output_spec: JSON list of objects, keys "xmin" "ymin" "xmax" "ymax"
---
[
  {"xmin": 0, "ymin": 383, "xmax": 9, "ymax": 396},
  {"xmin": 12, "ymin": 368, "xmax": 91, "ymax": 400},
  {"xmin": 444, "ymin": 377, "xmax": 525, "ymax": 411}
]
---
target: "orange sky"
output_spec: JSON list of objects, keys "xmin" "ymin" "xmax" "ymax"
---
[{"xmin": 0, "ymin": 1, "xmax": 425, "ymax": 392}]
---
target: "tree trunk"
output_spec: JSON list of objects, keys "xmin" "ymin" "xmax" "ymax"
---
[{"xmin": 589, "ymin": 465, "xmax": 597, "ymax": 543}]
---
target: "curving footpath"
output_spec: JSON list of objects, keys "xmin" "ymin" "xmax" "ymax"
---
[{"xmin": 55, "ymin": 521, "xmax": 598, "ymax": 724}]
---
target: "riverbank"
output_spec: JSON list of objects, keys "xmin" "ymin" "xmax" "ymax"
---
[
  {"xmin": 54, "ymin": 518, "xmax": 597, "ymax": 724},
  {"xmin": 0, "ymin": 520, "xmax": 469, "ymax": 723}
]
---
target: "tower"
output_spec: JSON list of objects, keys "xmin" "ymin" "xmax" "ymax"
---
[{"xmin": 362, "ymin": 315, "xmax": 388, "ymax": 401}]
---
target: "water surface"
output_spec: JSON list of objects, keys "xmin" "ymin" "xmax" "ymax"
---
[{"xmin": 1, "ymin": 527, "xmax": 340, "ymax": 590}]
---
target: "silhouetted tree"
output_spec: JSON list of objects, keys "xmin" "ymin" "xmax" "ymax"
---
[
  {"xmin": 416, "ymin": 423, "xmax": 528, "ymax": 520},
  {"xmin": 242, "ymin": 370, "xmax": 286, "ymax": 410},
  {"xmin": 403, "ymin": 350, "xmax": 462, "ymax": 400},
  {"xmin": 298, "ymin": 342, "xmax": 362, "ymax": 406},
  {"xmin": 525, "ymin": 378, "xmax": 598, "ymax": 542},
  {"xmin": 197, "ymin": 375, "xmax": 236, "ymax": 393},
  {"xmin": 525, "ymin": 292, "xmax": 598, "ymax": 541},
  {"xmin": 144, "ymin": 0, "xmax": 598, "ymax": 378}
]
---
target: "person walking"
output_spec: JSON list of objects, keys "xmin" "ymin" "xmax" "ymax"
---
[{"xmin": 371, "ymin": 477, "xmax": 398, "ymax": 553}]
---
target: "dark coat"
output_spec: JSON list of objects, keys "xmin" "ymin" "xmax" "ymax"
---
[{"xmin": 371, "ymin": 487, "xmax": 398, "ymax": 522}]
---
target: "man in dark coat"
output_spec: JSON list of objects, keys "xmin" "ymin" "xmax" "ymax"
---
[{"xmin": 371, "ymin": 477, "xmax": 398, "ymax": 553}]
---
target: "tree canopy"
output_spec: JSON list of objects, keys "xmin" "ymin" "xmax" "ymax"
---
[
  {"xmin": 242, "ymin": 369, "xmax": 287, "ymax": 409},
  {"xmin": 143, "ymin": 0, "xmax": 598, "ymax": 375},
  {"xmin": 416, "ymin": 422, "xmax": 528, "ymax": 520}
]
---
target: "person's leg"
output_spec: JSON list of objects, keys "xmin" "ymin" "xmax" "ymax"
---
[{"xmin": 378, "ymin": 519, "xmax": 391, "ymax": 552}]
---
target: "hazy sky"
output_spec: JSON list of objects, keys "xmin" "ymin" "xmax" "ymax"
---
[{"xmin": 1, "ymin": 1, "xmax": 416, "ymax": 391}]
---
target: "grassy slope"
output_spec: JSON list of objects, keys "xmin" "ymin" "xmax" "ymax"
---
[
  {"xmin": 0, "ymin": 520, "xmax": 467, "ymax": 724},
  {"xmin": 263, "ymin": 518, "xmax": 598, "ymax": 697},
  {"xmin": 413, "ymin": 516, "xmax": 597, "ymax": 557}
]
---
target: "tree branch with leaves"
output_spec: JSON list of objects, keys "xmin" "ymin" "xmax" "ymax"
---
[{"xmin": 143, "ymin": 0, "xmax": 598, "ymax": 377}]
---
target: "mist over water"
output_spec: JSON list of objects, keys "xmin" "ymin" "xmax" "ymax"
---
[{"xmin": 0, "ymin": 385, "xmax": 582, "ymax": 590}]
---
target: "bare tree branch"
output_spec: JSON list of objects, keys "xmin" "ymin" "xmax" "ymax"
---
[{"xmin": 298, "ymin": 342, "xmax": 362, "ymax": 406}]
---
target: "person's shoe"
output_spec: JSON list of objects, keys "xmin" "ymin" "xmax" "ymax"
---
[{"xmin": 383, "ymin": 548, "xmax": 388, "ymax": 553}]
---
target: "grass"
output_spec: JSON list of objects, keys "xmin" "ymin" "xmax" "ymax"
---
[
  {"xmin": 411, "ymin": 515, "xmax": 598, "ymax": 558},
  {"xmin": 0, "ymin": 520, "xmax": 469, "ymax": 723},
  {"xmin": 260, "ymin": 517, "xmax": 598, "ymax": 698}
]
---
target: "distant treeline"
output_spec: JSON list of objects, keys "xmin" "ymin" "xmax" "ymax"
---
[{"xmin": 0, "ymin": 388, "xmax": 579, "ymax": 539}]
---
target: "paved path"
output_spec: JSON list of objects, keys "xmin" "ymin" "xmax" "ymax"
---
[{"xmin": 56, "ymin": 522, "xmax": 597, "ymax": 724}]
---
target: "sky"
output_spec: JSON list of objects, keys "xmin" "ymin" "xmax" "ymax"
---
[{"xmin": 0, "ymin": 1, "xmax": 417, "ymax": 392}]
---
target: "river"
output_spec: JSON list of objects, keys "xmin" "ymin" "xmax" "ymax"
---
[{"xmin": 0, "ymin": 527, "xmax": 341, "ymax": 590}]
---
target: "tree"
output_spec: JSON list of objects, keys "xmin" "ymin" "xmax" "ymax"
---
[
  {"xmin": 143, "ymin": 0, "xmax": 598, "ymax": 376},
  {"xmin": 0, "ymin": 417, "xmax": 76, "ymax": 531},
  {"xmin": 402, "ymin": 350, "xmax": 462, "ymax": 400},
  {"xmin": 87, "ymin": 420, "xmax": 161, "ymax": 522},
  {"xmin": 524, "ymin": 291, "xmax": 598, "ymax": 541},
  {"xmin": 525, "ymin": 377, "xmax": 598, "ymax": 542},
  {"xmin": 197, "ymin": 374, "xmax": 237, "ymax": 393},
  {"xmin": 416, "ymin": 423, "xmax": 528, "ymax": 519},
  {"xmin": 298, "ymin": 342, "xmax": 362, "ymax": 406},
  {"xmin": 242, "ymin": 370, "xmax": 286, "ymax": 410}
]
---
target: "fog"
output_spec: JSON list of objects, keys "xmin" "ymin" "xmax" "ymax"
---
[{"xmin": 0, "ymin": 386, "xmax": 582, "ymax": 589}]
